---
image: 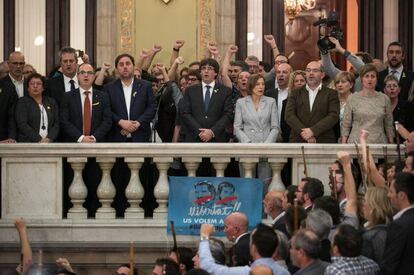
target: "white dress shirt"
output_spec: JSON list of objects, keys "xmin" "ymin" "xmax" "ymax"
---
[
  {"xmin": 388, "ymin": 65, "xmax": 403, "ymax": 81},
  {"xmin": 277, "ymin": 88, "xmax": 289, "ymax": 124},
  {"xmin": 306, "ymin": 83, "xmax": 322, "ymax": 111},
  {"xmin": 38, "ymin": 104, "xmax": 48, "ymax": 138},
  {"xmin": 9, "ymin": 74, "xmax": 24, "ymax": 98},
  {"xmin": 63, "ymin": 75, "xmax": 79, "ymax": 92}
]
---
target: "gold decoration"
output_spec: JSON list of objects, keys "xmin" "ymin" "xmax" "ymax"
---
[
  {"xmin": 284, "ymin": 0, "xmax": 316, "ymax": 22},
  {"xmin": 118, "ymin": 0, "xmax": 135, "ymax": 55},
  {"xmin": 198, "ymin": 0, "xmax": 215, "ymax": 60}
]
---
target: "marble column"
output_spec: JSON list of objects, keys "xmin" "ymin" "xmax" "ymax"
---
[
  {"xmin": 153, "ymin": 157, "xmax": 173, "ymax": 219},
  {"xmin": 215, "ymin": 0, "xmax": 236, "ymax": 57},
  {"xmin": 239, "ymin": 157, "xmax": 259, "ymax": 178},
  {"xmin": 211, "ymin": 157, "xmax": 230, "ymax": 177},
  {"xmin": 124, "ymin": 158, "xmax": 145, "ymax": 219},
  {"xmin": 247, "ymin": 0, "xmax": 263, "ymax": 59},
  {"xmin": 95, "ymin": 157, "xmax": 116, "ymax": 219},
  {"xmin": 383, "ymin": 0, "xmax": 398, "ymax": 60},
  {"xmin": 67, "ymin": 158, "xmax": 88, "ymax": 219},
  {"xmin": 268, "ymin": 158, "xmax": 287, "ymax": 191},
  {"xmin": 182, "ymin": 157, "xmax": 202, "ymax": 177}
]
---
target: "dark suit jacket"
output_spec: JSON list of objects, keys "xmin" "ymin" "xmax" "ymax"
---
[
  {"xmin": 105, "ymin": 78, "xmax": 156, "ymax": 142},
  {"xmin": 265, "ymin": 78, "xmax": 276, "ymax": 92},
  {"xmin": 15, "ymin": 95, "xmax": 59, "ymax": 142},
  {"xmin": 265, "ymin": 88, "xmax": 290, "ymax": 142},
  {"xmin": 272, "ymin": 213, "xmax": 289, "ymax": 237},
  {"xmin": 285, "ymin": 86, "xmax": 339, "ymax": 143},
  {"xmin": 60, "ymin": 88, "xmax": 112, "ymax": 142},
  {"xmin": 181, "ymin": 83, "xmax": 233, "ymax": 142},
  {"xmin": 380, "ymin": 207, "xmax": 414, "ymax": 275},
  {"xmin": 1, "ymin": 74, "xmax": 28, "ymax": 97},
  {"xmin": 45, "ymin": 74, "xmax": 68, "ymax": 107},
  {"xmin": 228, "ymin": 233, "xmax": 251, "ymax": 266},
  {"xmin": 155, "ymin": 81, "xmax": 177, "ymax": 142},
  {"xmin": 0, "ymin": 78, "xmax": 18, "ymax": 140},
  {"xmin": 376, "ymin": 68, "xmax": 414, "ymax": 102}
]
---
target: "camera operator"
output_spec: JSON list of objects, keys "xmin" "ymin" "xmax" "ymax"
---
[{"xmin": 320, "ymin": 37, "xmax": 367, "ymax": 92}]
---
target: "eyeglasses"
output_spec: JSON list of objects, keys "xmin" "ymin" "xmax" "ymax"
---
[
  {"xmin": 385, "ymin": 84, "xmax": 399, "ymax": 89},
  {"xmin": 78, "ymin": 70, "xmax": 95, "ymax": 75},
  {"xmin": 305, "ymin": 68, "xmax": 321, "ymax": 73},
  {"xmin": 188, "ymin": 77, "xmax": 198, "ymax": 82},
  {"xmin": 10, "ymin": 62, "xmax": 25, "ymax": 66}
]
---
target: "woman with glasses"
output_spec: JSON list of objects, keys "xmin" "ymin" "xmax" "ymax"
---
[
  {"xmin": 341, "ymin": 64, "xmax": 394, "ymax": 144},
  {"xmin": 15, "ymin": 73, "xmax": 59, "ymax": 142}
]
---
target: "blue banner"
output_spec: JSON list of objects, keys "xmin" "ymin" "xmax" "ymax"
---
[{"xmin": 167, "ymin": 176, "xmax": 263, "ymax": 236}]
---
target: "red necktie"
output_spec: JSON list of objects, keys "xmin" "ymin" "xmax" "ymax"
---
[{"xmin": 83, "ymin": 91, "xmax": 91, "ymax": 135}]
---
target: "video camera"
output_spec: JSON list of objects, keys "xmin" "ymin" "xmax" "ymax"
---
[{"xmin": 314, "ymin": 10, "xmax": 344, "ymax": 54}]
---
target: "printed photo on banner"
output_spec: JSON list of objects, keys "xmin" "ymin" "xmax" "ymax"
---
[{"xmin": 167, "ymin": 176, "xmax": 263, "ymax": 236}]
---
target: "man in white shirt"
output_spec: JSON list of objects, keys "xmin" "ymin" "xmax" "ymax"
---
[{"xmin": 4, "ymin": 51, "xmax": 26, "ymax": 98}]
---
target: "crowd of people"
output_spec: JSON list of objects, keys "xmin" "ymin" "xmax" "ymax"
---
[{"xmin": 3, "ymin": 34, "xmax": 414, "ymax": 274}]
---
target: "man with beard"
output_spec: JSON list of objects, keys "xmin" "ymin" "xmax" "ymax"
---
[{"xmin": 377, "ymin": 41, "xmax": 414, "ymax": 103}]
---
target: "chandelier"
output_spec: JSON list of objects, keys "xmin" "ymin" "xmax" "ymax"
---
[{"xmin": 284, "ymin": 0, "xmax": 316, "ymax": 21}]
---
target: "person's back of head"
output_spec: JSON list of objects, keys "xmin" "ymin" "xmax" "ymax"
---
[
  {"xmin": 306, "ymin": 209, "xmax": 333, "ymax": 240},
  {"xmin": 116, "ymin": 263, "xmax": 138, "ymax": 275},
  {"xmin": 274, "ymin": 230, "xmax": 289, "ymax": 261},
  {"xmin": 251, "ymin": 223, "xmax": 278, "ymax": 258},
  {"xmin": 153, "ymin": 258, "xmax": 180, "ymax": 275},
  {"xmin": 249, "ymin": 264, "xmax": 273, "ymax": 275},
  {"xmin": 313, "ymin": 196, "xmax": 340, "ymax": 225},
  {"xmin": 291, "ymin": 229, "xmax": 321, "ymax": 261},
  {"xmin": 169, "ymin": 247, "xmax": 195, "ymax": 272},
  {"xmin": 209, "ymin": 237, "xmax": 226, "ymax": 265},
  {"xmin": 333, "ymin": 224, "xmax": 362, "ymax": 257},
  {"xmin": 392, "ymin": 172, "xmax": 414, "ymax": 209}
]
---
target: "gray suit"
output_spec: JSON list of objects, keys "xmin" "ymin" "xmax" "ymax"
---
[{"xmin": 234, "ymin": 95, "xmax": 279, "ymax": 143}]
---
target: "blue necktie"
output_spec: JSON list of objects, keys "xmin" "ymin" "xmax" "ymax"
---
[{"xmin": 204, "ymin": 85, "xmax": 211, "ymax": 112}]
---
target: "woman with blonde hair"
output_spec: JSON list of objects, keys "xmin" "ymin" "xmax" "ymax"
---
[
  {"xmin": 361, "ymin": 186, "xmax": 393, "ymax": 263},
  {"xmin": 288, "ymin": 70, "xmax": 306, "ymax": 90}
]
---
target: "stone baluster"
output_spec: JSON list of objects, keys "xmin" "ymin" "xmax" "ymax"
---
[
  {"xmin": 182, "ymin": 157, "xmax": 202, "ymax": 176},
  {"xmin": 67, "ymin": 157, "xmax": 88, "ymax": 219},
  {"xmin": 268, "ymin": 158, "xmax": 287, "ymax": 191},
  {"xmin": 95, "ymin": 158, "xmax": 116, "ymax": 219},
  {"xmin": 239, "ymin": 157, "xmax": 259, "ymax": 178},
  {"xmin": 211, "ymin": 157, "xmax": 230, "ymax": 177},
  {"xmin": 124, "ymin": 158, "xmax": 145, "ymax": 219},
  {"xmin": 153, "ymin": 157, "xmax": 173, "ymax": 219}
]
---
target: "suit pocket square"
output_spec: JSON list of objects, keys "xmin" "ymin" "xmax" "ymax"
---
[{"xmin": 92, "ymin": 102, "xmax": 100, "ymax": 106}]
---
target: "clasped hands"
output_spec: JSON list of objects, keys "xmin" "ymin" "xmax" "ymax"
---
[
  {"xmin": 119, "ymin": 119, "xmax": 140, "ymax": 136},
  {"xmin": 199, "ymin": 128, "xmax": 214, "ymax": 142},
  {"xmin": 301, "ymin": 128, "xmax": 316, "ymax": 143}
]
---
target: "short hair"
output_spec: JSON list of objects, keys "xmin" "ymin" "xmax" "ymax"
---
[
  {"xmin": 313, "ymin": 196, "xmax": 340, "ymax": 225},
  {"xmin": 245, "ymin": 55, "xmax": 260, "ymax": 63},
  {"xmin": 333, "ymin": 160, "xmax": 361, "ymax": 187},
  {"xmin": 199, "ymin": 58, "xmax": 219, "ymax": 74},
  {"xmin": 115, "ymin": 53, "xmax": 135, "ymax": 68},
  {"xmin": 292, "ymin": 229, "xmax": 321, "ymax": 259},
  {"xmin": 259, "ymin": 61, "xmax": 272, "ymax": 72},
  {"xmin": 154, "ymin": 258, "xmax": 180, "ymax": 275},
  {"xmin": 394, "ymin": 172, "xmax": 414, "ymax": 203},
  {"xmin": 118, "ymin": 263, "xmax": 138, "ymax": 275},
  {"xmin": 387, "ymin": 41, "xmax": 404, "ymax": 54},
  {"xmin": 275, "ymin": 53, "xmax": 289, "ymax": 64},
  {"xmin": 359, "ymin": 63, "xmax": 378, "ymax": 79},
  {"xmin": 26, "ymin": 73, "xmax": 46, "ymax": 88},
  {"xmin": 232, "ymin": 60, "xmax": 249, "ymax": 72},
  {"xmin": 306, "ymin": 209, "xmax": 333, "ymax": 240},
  {"xmin": 247, "ymin": 74, "xmax": 265, "ymax": 96},
  {"xmin": 364, "ymin": 186, "xmax": 393, "ymax": 228},
  {"xmin": 185, "ymin": 269, "xmax": 210, "ymax": 275},
  {"xmin": 251, "ymin": 223, "xmax": 279, "ymax": 257},
  {"xmin": 275, "ymin": 230, "xmax": 289, "ymax": 260},
  {"xmin": 169, "ymin": 247, "xmax": 195, "ymax": 271},
  {"xmin": 334, "ymin": 71, "xmax": 356, "ymax": 91},
  {"xmin": 333, "ymin": 224, "xmax": 362, "ymax": 257},
  {"xmin": 78, "ymin": 62, "xmax": 94, "ymax": 72},
  {"xmin": 384, "ymin": 74, "xmax": 400, "ymax": 87},
  {"xmin": 285, "ymin": 205, "xmax": 307, "ymax": 235},
  {"xmin": 355, "ymin": 51, "xmax": 373, "ymax": 64},
  {"xmin": 286, "ymin": 185, "xmax": 298, "ymax": 205},
  {"xmin": 59, "ymin": 47, "xmax": 77, "ymax": 60},
  {"xmin": 189, "ymin": 61, "xmax": 200, "ymax": 68},
  {"xmin": 209, "ymin": 237, "xmax": 226, "ymax": 265},
  {"xmin": 188, "ymin": 69, "xmax": 202, "ymax": 81},
  {"xmin": 302, "ymin": 177, "xmax": 324, "ymax": 202}
]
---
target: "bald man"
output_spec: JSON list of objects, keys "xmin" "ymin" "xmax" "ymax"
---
[
  {"xmin": 285, "ymin": 61, "xmax": 339, "ymax": 143},
  {"xmin": 249, "ymin": 264, "xmax": 273, "ymax": 275},
  {"xmin": 263, "ymin": 190, "xmax": 288, "ymax": 237},
  {"xmin": 224, "ymin": 212, "xmax": 251, "ymax": 266}
]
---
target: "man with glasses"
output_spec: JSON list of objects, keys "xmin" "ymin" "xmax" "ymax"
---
[
  {"xmin": 3, "ymin": 51, "xmax": 27, "ymax": 98},
  {"xmin": 181, "ymin": 58, "xmax": 233, "ymax": 143},
  {"xmin": 285, "ymin": 61, "xmax": 339, "ymax": 143},
  {"xmin": 46, "ymin": 47, "xmax": 79, "ymax": 106},
  {"xmin": 60, "ymin": 63, "xmax": 112, "ymax": 143}
]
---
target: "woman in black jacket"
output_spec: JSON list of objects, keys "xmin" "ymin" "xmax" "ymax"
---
[{"xmin": 15, "ymin": 73, "xmax": 59, "ymax": 142}]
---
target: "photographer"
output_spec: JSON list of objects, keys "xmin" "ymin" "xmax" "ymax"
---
[{"xmin": 320, "ymin": 37, "xmax": 366, "ymax": 91}]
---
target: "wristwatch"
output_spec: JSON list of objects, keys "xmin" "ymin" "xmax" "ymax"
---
[{"xmin": 200, "ymin": 235, "xmax": 209, "ymax": 241}]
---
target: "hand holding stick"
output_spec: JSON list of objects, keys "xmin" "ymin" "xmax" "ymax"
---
[{"xmin": 170, "ymin": 221, "xmax": 180, "ymax": 264}]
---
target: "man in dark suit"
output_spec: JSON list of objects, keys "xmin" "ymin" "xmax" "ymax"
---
[
  {"xmin": 265, "ymin": 62, "xmax": 292, "ymax": 142},
  {"xmin": 376, "ymin": 41, "xmax": 414, "ymax": 103},
  {"xmin": 105, "ymin": 53, "xmax": 156, "ymax": 142},
  {"xmin": 285, "ymin": 61, "xmax": 339, "ymax": 143},
  {"xmin": 224, "ymin": 212, "xmax": 251, "ymax": 266},
  {"xmin": 263, "ymin": 190, "xmax": 289, "ymax": 237},
  {"xmin": 181, "ymin": 58, "xmax": 233, "ymax": 142},
  {"xmin": 45, "ymin": 47, "xmax": 79, "ymax": 107},
  {"xmin": 381, "ymin": 173, "xmax": 414, "ymax": 275},
  {"xmin": 60, "ymin": 63, "xmax": 112, "ymax": 142},
  {"xmin": 3, "ymin": 51, "xmax": 27, "ymax": 98},
  {"xmin": 0, "ymin": 78, "xmax": 18, "ymax": 142}
]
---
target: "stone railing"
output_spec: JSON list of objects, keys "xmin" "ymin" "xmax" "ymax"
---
[{"xmin": 0, "ymin": 143, "xmax": 401, "ymax": 244}]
